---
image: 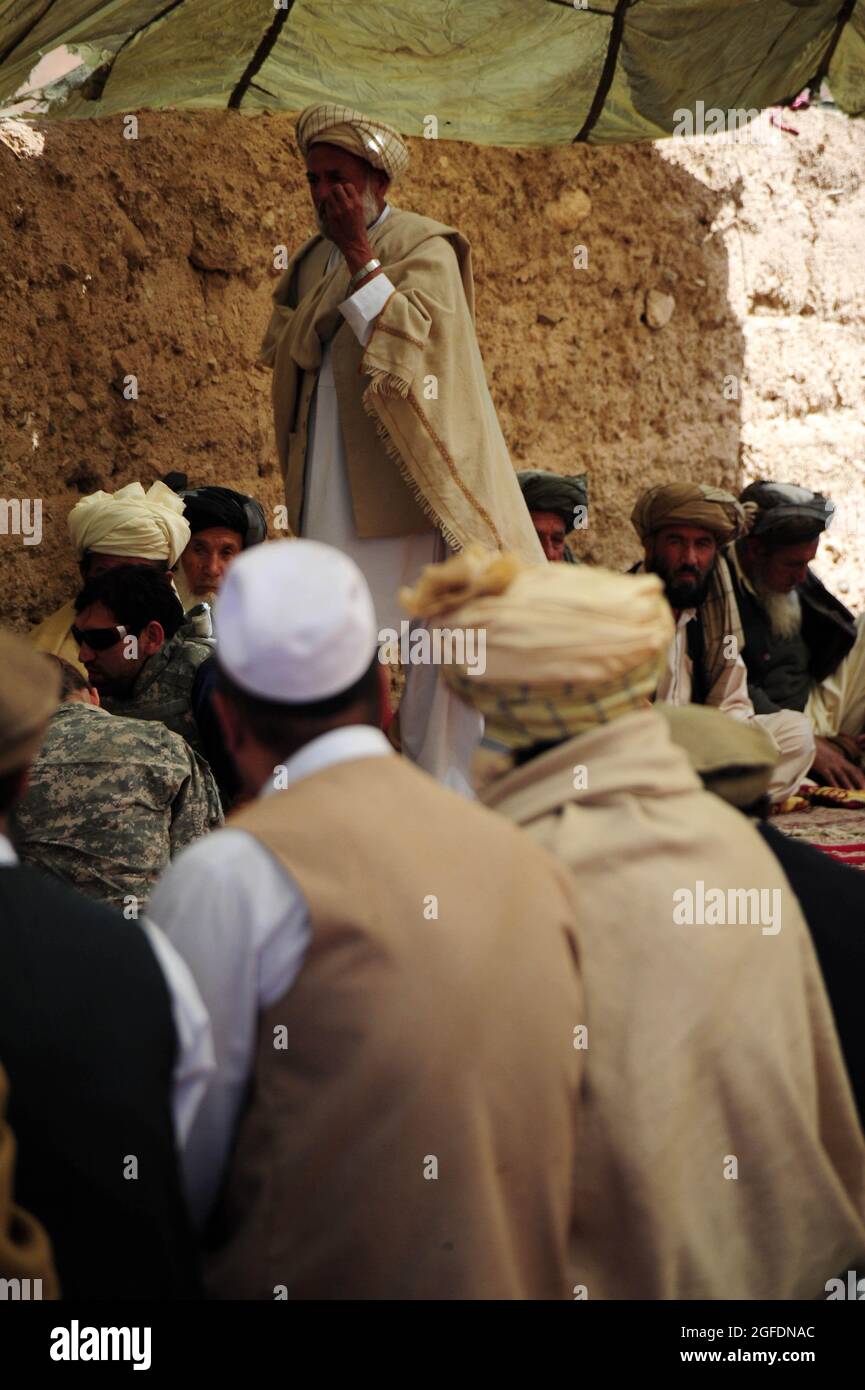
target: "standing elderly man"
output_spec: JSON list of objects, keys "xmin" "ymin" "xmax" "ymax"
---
[
  {"xmin": 261, "ymin": 103, "xmax": 541, "ymax": 789},
  {"xmin": 730, "ymin": 481, "xmax": 865, "ymax": 789},
  {"xmin": 630, "ymin": 482, "xmax": 814, "ymax": 802},
  {"xmin": 29, "ymin": 481, "xmax": 190, "ymax": 671},
  {"xmin": 517, "ymin": 469, "xmax": 588, "ymax": 562},
  {"xmin": 404, "ymin": 547, "xmax": 865, "ymax": 1300}
]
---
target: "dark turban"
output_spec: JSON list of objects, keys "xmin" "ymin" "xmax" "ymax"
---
[
  {"xmin": 164, "ymin": 477, "xmax": 267, "ymax": 548},
  {"xmin": 517, "ymin": 470, "xmax": 588, "ymax": 532},
  {"xmin": 739, "ymin": 482, "xmax": 834, "ymax": 545}
]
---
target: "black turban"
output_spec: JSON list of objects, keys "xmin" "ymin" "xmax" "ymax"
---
[
  {"xmin": 739, "ymin": 481, "xmax": 834, "ymax": 545},
  {"xmin": 164, "ymin": 477, "xmax": 267, "ymax": 547}
]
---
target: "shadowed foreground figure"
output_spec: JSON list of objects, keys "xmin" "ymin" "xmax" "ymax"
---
[
  {"xmin": 0, "ymin": 1064, "xmax": 58, "ymax": 1299},
  {"xmin": 0, "ymin": 629, "xmax": 213, "ymax": 1299},
  {"xmin": 151, "ymin": 538, "xmax": 584, "ymax": 1299},
  {"xmin": 408, "ymin": 546, "xmax": 865, "ymax": 1299}
]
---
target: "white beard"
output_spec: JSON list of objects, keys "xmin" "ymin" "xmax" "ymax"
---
[{"xmin": 759, "ymin": 586, "xmax": 803, "ymax": 640}]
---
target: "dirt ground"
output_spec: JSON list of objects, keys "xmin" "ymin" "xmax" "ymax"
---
[{"xmin": 0, "ymin": 104, "xmax": 862, "ymax": 628}]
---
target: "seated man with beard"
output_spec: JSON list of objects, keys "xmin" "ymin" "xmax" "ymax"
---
[
  {"xmin": 630, "ymin": 482, "xmax": 814, "ymax": 802},
  {"xmin": 730, "ymin": 482, "xmax": 865, "ymax": 790}
]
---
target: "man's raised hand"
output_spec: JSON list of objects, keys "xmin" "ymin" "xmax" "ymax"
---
[{"xmin": 321, "ymin": 183, "xmax": 374, "ymax": 274}]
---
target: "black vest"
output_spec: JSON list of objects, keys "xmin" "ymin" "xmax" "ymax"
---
[{"xmin": 0, "ymin": 865, "xmax": 201, "ymax": 1298}]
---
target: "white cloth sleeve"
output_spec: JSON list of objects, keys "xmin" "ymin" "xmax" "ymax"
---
[
  {"xmin": 148, "ymin": 830, "xmax": 311, "ymax": 1229},
  {"xmin": 338, "ymin": 273, "xmax": 396, "ymax": 346},
  {"xmin": 138, "ymin": 917, "xmax": 215, "ymax": 1149}
]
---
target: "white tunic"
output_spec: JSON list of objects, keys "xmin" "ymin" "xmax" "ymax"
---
[
  {"xmin": 149, "ymin": 724, "xmax": 392, "ymax": 1227},
  {"xmin": 656, "ymin": 609, "xmax": 815, "ymax": 802},
  {"xmin": 300, "ymin": 205, "xmax": 482, "ymax": 793}
]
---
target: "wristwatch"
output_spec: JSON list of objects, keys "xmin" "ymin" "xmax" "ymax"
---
[{"xmin": 348, "ymin": 258, "xmax": 381, "ymax": 292}]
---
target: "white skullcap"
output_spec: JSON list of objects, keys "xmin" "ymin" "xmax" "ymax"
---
[{"xmin": 216, "ymin": 539, "xmax": 378, "ymax": 703}]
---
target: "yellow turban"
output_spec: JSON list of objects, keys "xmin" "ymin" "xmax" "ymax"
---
[
  {"xmin": 631, "ymin": 482, "xmax": 747, "ymax": 545},
  {"xmin": 67, "ymin": 481, "xmax": 190, "ymax": 567},
  {"xmin": 401, "ymin": 547, "xmax": 674, "ymax": 748},
  {"xmin": 296, "ymin": 103, "xmax": 410, "ymax": 181},
  {"xmin": 0, "ymin": 630, "xmax": 60, "ymax": 774}
]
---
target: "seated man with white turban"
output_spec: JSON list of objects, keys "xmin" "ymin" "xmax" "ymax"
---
[
  {"xmin": 630, "ymin": 482, "xmax": 814, "ymax": 802},
  {"xmin": 517, "ymin": 469, "xmax": 588, "ymax": 562},
  {"xmin": 402, "ymin": 546, "xmax": 865, "ymax": 1300},
  {"xmin": 731, "ymin": 481, "xmax": 865, "ymax": 789},
  {"xmin": 29, "ymin": 482, "xmax": 190, "ymax": 672},
  {"xmin": 261, "ymin": 102, "xmax": 542, "ymax": 791}
]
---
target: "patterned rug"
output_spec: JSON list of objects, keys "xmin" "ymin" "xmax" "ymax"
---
[{"xmin": 770, "ymin": 804, "xmax": 865, "ymax": 870}]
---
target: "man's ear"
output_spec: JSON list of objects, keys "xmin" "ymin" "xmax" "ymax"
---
[
  {"xmin": 138, "ymin": 620, "xmax": 165, "ymax": 657},
  {"xmin": 87, "ymin": 685, "xmax": 101, "ymax": 708}
]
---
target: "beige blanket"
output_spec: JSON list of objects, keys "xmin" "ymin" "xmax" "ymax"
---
[{"xmin": 261, "ymin": 207, "xmax": 542, "ymax": 564}]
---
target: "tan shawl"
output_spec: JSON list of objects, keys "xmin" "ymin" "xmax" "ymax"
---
[
  {"xmin": 260, "ymin": 207, "xmax": 542, "ymax": 563},
  {"xmin": 484, "ymin": 709, "xmax": 865, "ymax": 1299}
]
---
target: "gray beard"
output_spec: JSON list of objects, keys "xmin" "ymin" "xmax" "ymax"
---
[
  {"xmin": 316, "ymin": 184, "xmax": 381, "ymax": 240},
  {"xmin": 756, "ymin": 584, "xmax": 803, "ymax": 640}
]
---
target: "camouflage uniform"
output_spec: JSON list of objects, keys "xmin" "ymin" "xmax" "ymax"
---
[
  {"xmin": 11, "ymin": 702, "xmax": 223, "ymax": 914},
  {"xmin": 101, "ymin": 621, "xmax": 212, "ymax": 754}
]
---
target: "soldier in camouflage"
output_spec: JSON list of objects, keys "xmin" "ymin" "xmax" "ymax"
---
[
  {"xmin": 71, "ymin": 563, "xmax": 216, "ymax": 763},
  {"xmin": 11, "ymin": 657, "xmax": 222, "ymax": 914}
]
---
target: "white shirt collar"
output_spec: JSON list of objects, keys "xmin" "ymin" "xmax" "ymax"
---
[
  {"xmin": 367, "ymin": 203, "xmax": 390, "ymax": 233},
  {"xmin": 0, "ymin": 831, "xmax": 19, "ymax": 867},
  {"xmin": 261, "ymin": 724, "xmax": 393, "ymax": 800}
]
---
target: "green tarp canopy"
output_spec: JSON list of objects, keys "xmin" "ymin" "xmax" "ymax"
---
[{"xmin": 1, "ymin": 0, "xmax": 863, "ymax": 142}]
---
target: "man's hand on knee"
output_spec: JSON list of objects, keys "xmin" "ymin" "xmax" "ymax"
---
[{"xmin": 810, "ymin": 735, "xmax": 865, "ymax": 790}]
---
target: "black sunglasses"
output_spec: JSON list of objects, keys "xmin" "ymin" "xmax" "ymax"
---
[{"xmin": 71, "ymin": 624, "xmax": 128, "ymax": 651}]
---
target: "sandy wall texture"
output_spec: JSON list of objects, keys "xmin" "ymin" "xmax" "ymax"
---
[{"xmin": 0, "ymin": 104, "xmax": 862, "ymax": 628}]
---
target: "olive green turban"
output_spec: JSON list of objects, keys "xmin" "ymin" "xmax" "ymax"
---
[
  {"xmin": 631, "ymin": 482, "xmax": 747, "ymax": 545},
  {"xmin": 517, "ymin": 470, "xmax": 588, "ymax": 531}
]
